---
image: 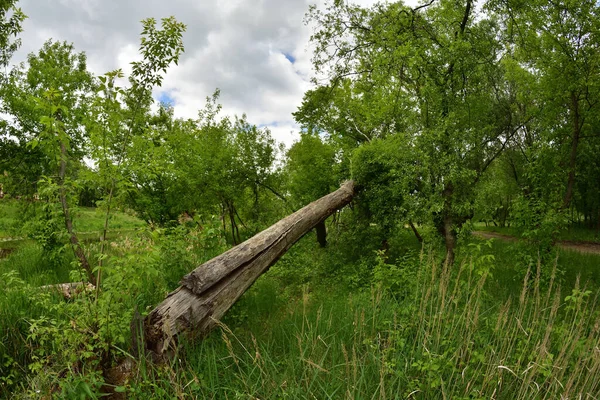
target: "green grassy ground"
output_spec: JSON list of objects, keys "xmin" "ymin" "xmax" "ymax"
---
[
  {"xmin": 0, "ymin": 200, "xmax": 20, "ymax": 238},
  {"xmin": 129, "ymin": 238, "xmax": 600, "ymax": 399},
  {"xmin": 467, "ymin": 236, "xmax": 600, "ymax": 299},
  {"xmin": 475, "ymin": 223, "xmax": 600, "ymax": 243},
  {"xmin": 71, "ymin": 206, "xmax": 146, "ymax": 233},
  {"xmin": 0, "ymin": 199, "xmax": 145, "ymax": 239},
  {"xmin": 1, "ymin": 223, "xmax": 600, "ymax": 398}
]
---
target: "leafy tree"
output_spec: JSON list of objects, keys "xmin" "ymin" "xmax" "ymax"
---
[
  {"xmin": 231, "ymin": 114, "xmax": 282, "ymax": 226},
  {"xmin": 87, "ymin": 16, "xmax": 186, "ymax": 284},
  {"xmin": 118, "ymin": 87, "xmax": 283, "ymax": 244},
  {"xmin": 122, "ymin": 103, "xmax": 182, "ymax": 225},
  {"xmin": 0, "ymin": 0, "xmax": 25, "ymax": 67},
  {"xmin": 285, "ymin": 133, "xmax": 337, "ymax": 210},
  {"xmin": 297, "ymin": 0, "xmax": 519, "ymax": 264},
  {"xmin": 575, "ymin": 135, "xmax": 600, "ymax": 230},
  {"xmin": 0, "ymin": 17, "xmax": 187, "ymax": 283},
  {"xmin": 89, "ymin": 16, "xmax": 186, "ymax": 222},
  {"xmin": 352, "ymin": 134, "xmax": 425, "ymax": 242},
  {"xmin": 0, "ymin": 41, "xmax": 94, "ymax": 198},
  {"xmin": 35, "ymin": 89, "xmax": 96, "ymax": 280},
  {"xmin": 473, "ymin": 155, "xmax": 520, "ymax": 227},
  {"xmin": 0, "ymin": 40, "xmax": 96, "ymax": 279},
  {"xmin": 159, "ymin": 92, "xmax": 282, "ymax": 242},
  {"xmin": 486, "ymin": 0, "xmax": 600, "ymax": 239}
]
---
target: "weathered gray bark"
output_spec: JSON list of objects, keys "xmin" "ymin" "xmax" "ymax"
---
[{"xmin": 142, "ymin": 180, "xmax": 355, "ymax": 359}]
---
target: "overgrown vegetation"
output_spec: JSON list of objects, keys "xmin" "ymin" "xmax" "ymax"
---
[
  {"xmin": 4, "ymin": 225, "xmax": 599, "ymax": 398},
  {"xmin": 1, "ymin": 0, "xmax": 600, "ymax": 398}
]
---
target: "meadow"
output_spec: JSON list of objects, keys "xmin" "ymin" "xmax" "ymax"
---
[{"xmin": 1, "ymin": 202, "xmax": 599, "ymax": 399}]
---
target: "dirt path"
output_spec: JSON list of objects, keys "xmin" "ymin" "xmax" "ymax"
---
[
  {"xmin": 0, "ymin": 236, "xmax": 24, "ymax": 243},
  {"xmin": 473, "ymin": 231, "xmax": 600, "ymax": 255}
]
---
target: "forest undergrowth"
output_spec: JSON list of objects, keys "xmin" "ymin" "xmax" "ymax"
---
[{"xmin": 1, "ymin": 219, "xmax": 599, "ymax": 399}]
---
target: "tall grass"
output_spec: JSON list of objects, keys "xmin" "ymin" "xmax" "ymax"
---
[
  {"xmin": 2, "ymin": 223, "xmax": 599, "ymax": 398},
  {"xmin": 481, "ymin": 239, "xmax": 600, "ymax": 297},
  {"xmin": 0, "ymin": 199, "xmax": 21, "ymax": 238},
  {"xmin": 120, "ymin": 250, "xmax": 600, "ymax": 399},
  {"xmin": 0, "ymin": 243, "xmax": 73, "ymax": 285},
  {"xmin": 0, "ymin": 243, "xmax": 76, "ymax": 396}
]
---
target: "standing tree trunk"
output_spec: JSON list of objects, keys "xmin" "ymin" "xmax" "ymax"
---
[
  {"xmin": 315, "ymin": 220, "xmax": 327, "ymax": 247},
  {"xmin": 434, "ymin": 182, "xmax": 473, "ymax": 266},
  {"xmin": 563, "ymin": 91, "xmax": 582, "ymax": 209},
  {"xmin": 441, "ymin": 215, "xmax": 456, "ymax": 267},
  {"xmin": 436, "ymin": 183, "xmax": 457, "ymax": 266},
  {"xmin": 58, "ymin": 132, "xmax": 94, "ymax": 285},
  {"xmin": 142, "ymin": 181, "xmax": 355, "ymax": 360},
  {"xmin": 408, "ymin": 220, "xmax": 423, "ymax": 243}
]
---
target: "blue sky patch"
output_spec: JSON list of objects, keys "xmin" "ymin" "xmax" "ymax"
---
[
  {"xmin": 283, "ymin": 53, "xmax": 295, "ymax": 64},
  {"xmin": 158, "ymin": 92, "xmax": 175, "ymax": 106},
  {"xmin": 259, "ymin": 121, "xmax": 279, "ymax": 129}
]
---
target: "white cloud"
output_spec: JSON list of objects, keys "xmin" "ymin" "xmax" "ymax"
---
[{"xmin": 11, "ymin": 0, "xmax": 422, "ymax": 149}]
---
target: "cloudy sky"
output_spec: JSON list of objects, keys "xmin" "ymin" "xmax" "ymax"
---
[{"xmin": 12, "ymin": 0, "xmax": 419, "ymax": 148}]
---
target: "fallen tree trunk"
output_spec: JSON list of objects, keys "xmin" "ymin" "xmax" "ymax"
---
[{"xmin": 142, "ymin": 180, "xmax": 355, "ymax": 359}]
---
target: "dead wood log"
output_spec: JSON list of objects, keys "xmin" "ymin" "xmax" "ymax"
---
[{"xmin": 142, "ymin": 180, "xmax": 355, "ymax": 359}]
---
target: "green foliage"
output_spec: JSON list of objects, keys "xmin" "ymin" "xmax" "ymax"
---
[
  {"xmin": 285, "ymin": 133, "xmax": 338, "ymax": 208},
  {"xmin": 100, "ymin": 240, "xmax": 600, "ymax": 399},
  {"xmin": 296, "ymin": 0, "xmax": 521, "ymax": 263},
  {"xmin": 0, "ymin": 40, "xmax": 94, "ymax": 199},
  {"xmin": 0, "ymin": 199, "xmax": 21, "ymax": 237},
  {"xmin": 1, "ymin": 1, "xmax": 600, "ymax": 398},
  {"xmin": 295, "ymin": 0, "xmax": 600, "ymax": 264},
  {"xmin": 87, "ymin": 17, "xmax": 187, "ymax": 230},
  {"xmin": 131, "ymin": 17, "xmax": 186, "ymax": 92},
  {"xmin": 150, "ymin": 216, "xmax": 227, "ymax": 290},
  {"xmin": 0, "ymin": 270, "xmax": 34, "ymax": 394},
  {"xmin": 352, "ymin": 135, "xmax": 421, "ymax": 232},
  {"xmin": 480, "ymin": 0, "xmax": 600, "ymax": 235},
  {"xmin": 20, "ymin": 200, "xmax": 67, "ymax": 254},
  {"xmin": 0, "ymin": 198, "xmax": 144, "ymax": 242},
  {"xmin": 0, "ymin": 218, "xmax": 227, "ymax": 397},
  {"xmin": 473, "ymin": 157, "xmax": 520, "ymax": 227},
  {"xmin": 373, "ymin": 249, "xmax": 419, "ymax": 297},
  {"xmin": 0, "ymin": 261, "xmax": 74, "ymax": 397},
  {"xmin": 136, "ymin": 92, "xmax": 286, "ymax": 238},
  {"xmin": 511, "ymin": 195, "xmax": 567, "ymax": 247},
  {"xmin": 0, "ymin": 0, "xmax": 26, "ymax": 67}
]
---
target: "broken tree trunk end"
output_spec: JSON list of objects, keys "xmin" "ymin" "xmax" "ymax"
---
[{"xmin": 142, "ymin": 180, "xmax": 355, "ymax": 360}]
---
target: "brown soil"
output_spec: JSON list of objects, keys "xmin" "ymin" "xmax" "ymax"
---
[
  {"xmin": 472, "ymin": 231, "xmax": 600, "ymax": 255},
  {"xmin": 473, "ymin": 231, "xmax": 518, "ymax": 242}
]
